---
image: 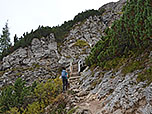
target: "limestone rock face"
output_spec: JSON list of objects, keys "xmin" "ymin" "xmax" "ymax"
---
[
  {"xmin": 0, "ymin": 1, "xmax": 129, "ymax": 110},
  {"xmin": 2, "ymin": 48, "xmax": 27, "ymax": 70},
  {"xmin": 78, "ymin": 66, "xmax": 152, "ymax": 114},
  {"xmin": 59, "ymin": 0, "xmax": 126, "ymax": 65},
  {"xmin": 0, "ymin": 33, "xmax": 60, "ymax": 87},
  {"xmin": 100, "ymin": 0, "xmax": 126, "ymax": 23}
]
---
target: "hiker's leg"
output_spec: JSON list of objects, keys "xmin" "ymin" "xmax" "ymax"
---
[
  {"xmin": 65, "ymin": 79, "xmax": 68, "ymax": 90},
  {"xmin": 62, "ymin": 78, "xmax": 65, "ymax": 92},
  {"xmin": 67, "ymin": 79, "xmax": 70, "ymax": 88}
]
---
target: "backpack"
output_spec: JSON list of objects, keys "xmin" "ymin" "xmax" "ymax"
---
[{"xmin": 62, "ymin": 70, "xmax": 67, "ymax": 78}]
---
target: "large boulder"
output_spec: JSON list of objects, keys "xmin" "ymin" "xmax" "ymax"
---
[{"xmin": 2, "ymin": 48, "xmax": 27, "ymax": 70}]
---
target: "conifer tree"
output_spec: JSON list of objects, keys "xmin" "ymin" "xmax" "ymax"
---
[
  {"xmin": 14, "ymin": 34, "xmax": 18, "ymax": 44},
  {"xmin": 0, "ymin": 21, "xmax": 12, "ymax": 53},
  {"xmin": 86, "ymin": 0, "xmax": 152, "ymax": 66}
]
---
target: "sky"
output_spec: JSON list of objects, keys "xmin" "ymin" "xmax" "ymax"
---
[{"xmin": 0, "ymin": 0, "xmax": 119, "ymax": 42}]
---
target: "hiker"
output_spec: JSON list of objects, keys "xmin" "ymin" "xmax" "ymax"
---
[{"xmin": 61, "ymin": 67, "xmax": 68, "ymax": 92}]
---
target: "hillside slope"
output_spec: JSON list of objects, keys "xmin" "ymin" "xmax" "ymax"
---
[
  {"xmin": 0, "ymin": 0, "xmax": 125, "ymax": 87},
  {"xmin": 65, "ymin": 0, "xmax": 152, "ymax": 113},
  {"xmin": 68, "ymin": 49, "xmax": 152, "ymax": 113},
  {"xmin": 1, "ymin": 0, "xmax": 152, "ymax": 113}
]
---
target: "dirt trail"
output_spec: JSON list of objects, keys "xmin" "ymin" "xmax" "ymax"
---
[
  {"xmin": 68, "ymin": 64, "xmax": 104, "ymax": 114},
  {"xmin": 77, "ymin": 99, "xmax": 103, "ymax": 114}
]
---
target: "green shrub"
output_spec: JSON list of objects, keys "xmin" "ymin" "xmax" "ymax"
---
[
  {"xmin": 6, "ymin": 107, "xmax": 20, "ymax": 114},
  {"xmin": 49, "ymin": 94, "xmax": 67, "ymax": 114},
  {"xmin": 137, "ymin": 66, "xmax": 152, "ymax": 85},
  {"xmin": 67, "ymin": 107, "xmax": 78, "ymax": 114},
  {"xmin": 0, "ymin": 86, "xmax": 14, "ymax": 112},
  {"xmin": 0, "ymin": 78, "xmax": 29, "ymax": 113},
  {"xmin": 121, "ymin": 50, "xmax": 150, "ymax": 75},
  {"xmin": 86, "ymin": 0, "xmax": 152, "ymax": 67},
  {"xmin": 73, "ymin": 40, "xmax": 90, "ymax": 48},
  {"xmin": 0, "ymin": 77, "xmax": 63, "ymax": 113},
  {"xmin": 22, "ymin": 101, "xmax": 45, "ymax": 114},
  {"xmin": 122, "ymin": 60, "xmax": 145, "ymax": 74},
  {"xmin": 34, "ymin": 78, "xmax": 62, "ymax": 105},
  {"xmin": 102, "ymin": 57, "xmax": 126, "ymax": 71}
]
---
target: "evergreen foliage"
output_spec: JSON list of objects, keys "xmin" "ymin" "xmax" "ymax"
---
[
  {"xmin": 0, "ymin": 9, "xmax": 104, "ymax": 61},
  {"xmin": 86, "ymin": 0, "xmax": 152, "ymax": 67},
  {"xmin": 73, "ymin": 39, "xmax": 90, "ymax": 48},
  {"xmin": 0, "ymin": 78, "xmax": 29, "ymax": 113},
  {"xmin": 13, "ymin": 34, "xmax": 19, "ymax": 44},
  {"xmin": 0, "ymin": 21, "xmax": 12, "ymax": 55},
  {"xmin": 0, "ymin": 77, "xmax": 63, "ymax": 113},
  {"xmin": 137, "ymin": 66, "xmax": 152, "ymax": 85}
]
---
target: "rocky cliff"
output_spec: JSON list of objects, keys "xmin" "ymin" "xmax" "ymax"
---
[
  {"xmin": 0, "ymin": 34, "xmax": 60, "ymax": 87},
  {"xmin": 0, "ymin": 0, "xmax": 126, "ymax": 87},
  {"xmin": 59, "ymin": 0, "xmax": 126, "ymax": 64},
  {"xmin": 73, "ymin": 53, "xmax": 152, "ymax": 113}
]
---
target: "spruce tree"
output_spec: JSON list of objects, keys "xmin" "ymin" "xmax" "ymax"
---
[{"xmin": 0, "ymin": 21, "xmax": 12, "ymax": 53}]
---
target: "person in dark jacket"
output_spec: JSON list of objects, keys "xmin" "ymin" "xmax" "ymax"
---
[{"xmin": 61, "ymin": 67, "xmax": 68, "ymax": 92}]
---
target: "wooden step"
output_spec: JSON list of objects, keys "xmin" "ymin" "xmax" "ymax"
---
[
  {"xmin": 72, "ymin": 65, "xmax": 78, "ymax": 70},
  {"xmin": 69, "ymin": 76, "xmax": 81, "ymax": 80},
  {"xmin": 71, "ymin": 72, "xmax": 79, "ymax": 76},
  {"xmin": 72, "ymin": 69, "xmax": 78, "ymax": 73},
  {"xmin": 73, "ymin": 64, "xmax": 78, "ymax": 67}
]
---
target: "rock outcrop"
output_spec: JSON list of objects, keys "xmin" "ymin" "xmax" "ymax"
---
[
  {"xmin": 0, "ymin": 0, "xmax": 126, "ymax": 87},
  {"xmin": 0, "ymin": 34, "xmax": 60, "ymax": 87},
  {"xmin": 59, "ymin": 0, "xmax": 126, "ymax": 64},
  {"xmin": 67, "ymin": 51, "xmax": 152, "ymax": 114}
]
